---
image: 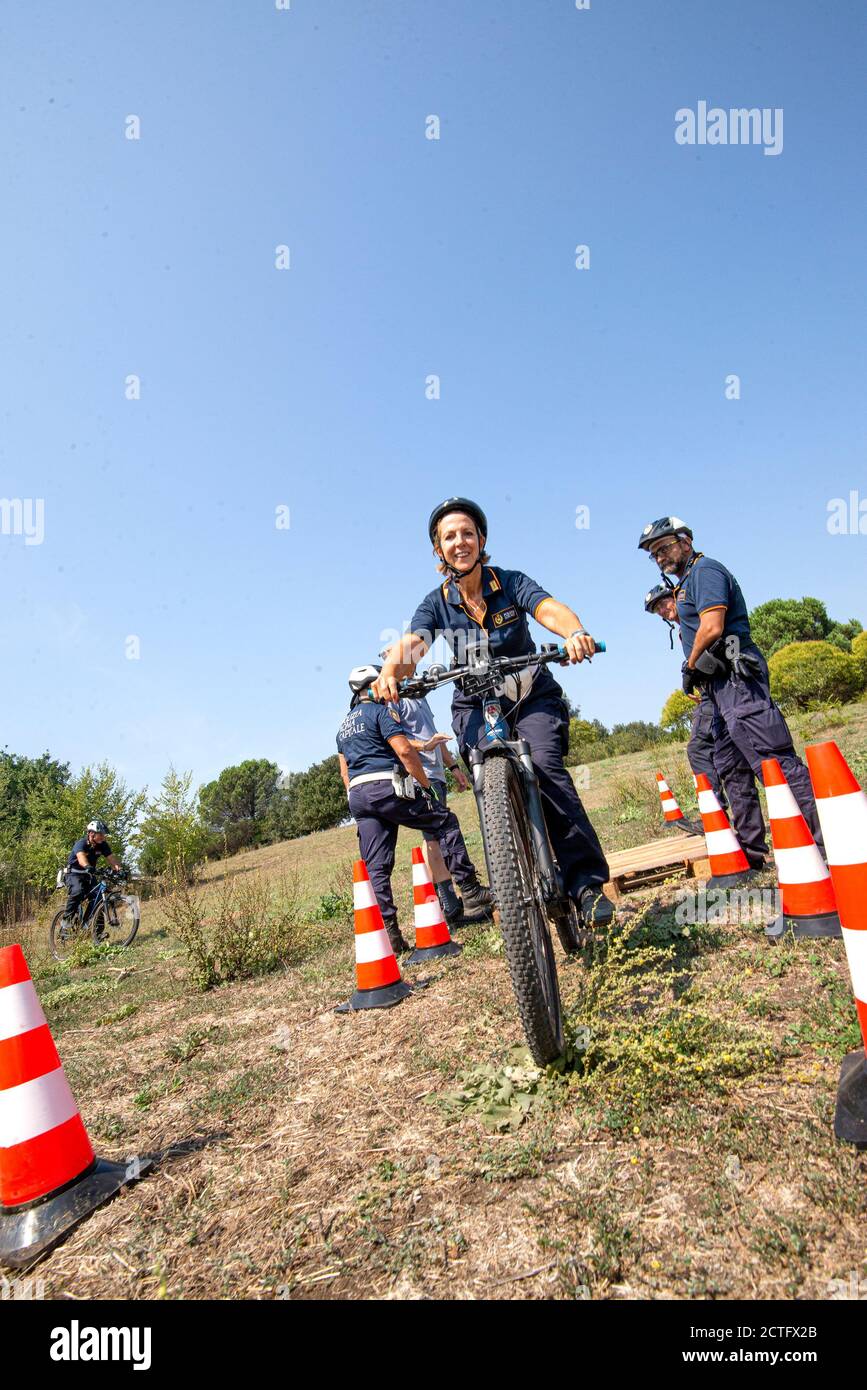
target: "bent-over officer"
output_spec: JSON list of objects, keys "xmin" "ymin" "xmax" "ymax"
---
[{"xmin": 336, "ymin": 665, "xmax": 491, "ymax": 955}]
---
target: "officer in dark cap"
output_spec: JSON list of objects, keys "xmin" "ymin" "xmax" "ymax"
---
[
  {"xmin": 336, "ymin": 664, "xmax": 491, "ymax": 955},
  {"xmin": 645, "ymin": 584, "xmax": 768, "ymax": 862},
  {"xmin": 638, "ymin": 517, "xmax": 822, "ymax": 850}
]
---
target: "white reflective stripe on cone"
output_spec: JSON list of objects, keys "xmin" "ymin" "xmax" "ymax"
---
[
  {"xmin": 814, "ymin": 791, "xmax": 867, "ymax": 866},
  {"xmin": 0, "ymin": 1066, "xmax": 79, "ymax": 1148},
  {"xmin": 841, "ymin": 927, "xmax": 867, "ymax": 1008},
  {"xmin": 764, "ymin": 782, "xmax": 801, "ymax": 821},
  {"xmin": 411, "ymin": 863, "xmax": 430, "ymax": 887},
  {"xmin": 773, "ymin": 844, "xmax": 830, "ymax": 885},
  {"xmin": 354, "ymin": 927, "xmax": 393, "ymax": 964},
  {"xmin": 657, "ymin": 780, "xmax": 670, "ymax": 793},
  {"xmin": 662, "ymin": 798, "xmax": 679, "ymax": 813},
  {"xmin": 705, "ymin": 828, "xmax": 740, "ymax": 856},
  {"xmin": 414, "ymin": 901, "xmax": 443, "ymax": 930},
  {"xmin": 352, "ymin": 878, "xmax": 378, "ymax": 910},
  {"xmin": 698, "ymin": 790, "xmax": 722, "ymax": 814},
  {"xmin": 0, "ymin": 979, "xmax": 48, "ymax": 1043}
]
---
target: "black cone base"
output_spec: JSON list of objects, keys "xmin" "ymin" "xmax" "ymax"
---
[
  {"xmin": 709, "ymin": 868, "xmax": 759, "ymax": 889},
  {"xmin": 834, "ymin": 1050, "xmax": 867, "ymax": 1146},
  {"xmin": 0, "ymin": 1156, "xmax": 154, "ymax": 1269},
  {"xmin": 405, "ymin": 939, "xmax": 462, "ymax": 966},
  {"xmin": 671, "ymin": 819, "xmax": 703, "ymax": 837},
  {"xmin": 766, "ymin": 910, "xmax": 842, "ymax": 941},
  {"xmin": 335, "ymin": 978, "xmax": 413, "ymax": 1013}
]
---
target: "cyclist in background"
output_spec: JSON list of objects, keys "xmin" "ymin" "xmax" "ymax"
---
[
  {"xmin": 374, "ymin": 497, "xmax": 613, "ymax": 927},
  {"xmin": 63, "ymin": 819, "xmax": 123, "ymax": 928}
]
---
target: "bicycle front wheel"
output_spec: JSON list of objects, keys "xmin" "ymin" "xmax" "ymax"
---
[
  {"xmin": 482, "ymin": 754, "xmax": 564, "ymax": 1065},
  {"xmin": 102, "ymin": 893, "xmax": 141, "ymax": 947}
]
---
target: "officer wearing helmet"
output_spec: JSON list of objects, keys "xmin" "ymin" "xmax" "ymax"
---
[
  {"xmin": 63, "ymin": 820, "xmax": 123, "ymax": 927},
  {"xmin": 645, "ymin": 585, "xmax": 767, "ymax": 859},
  {"xmin": 336, "ymin": 664, "xmax": 491, "ymax": 955},
  {"xmin": 638, "ymin": 517, "xmax": 823, "ymax": 850},
  {"xmin": 374, "ymin": 498, "xmax": 613, "ymax": 926}
]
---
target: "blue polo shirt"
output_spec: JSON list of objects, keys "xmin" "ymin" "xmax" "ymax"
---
[
  {"xmin": 409, "ymin": 565, "xmax": 562, "ymax": 710},
  {"xmin": 336, "ymin": 699, "xmax": 408, "ymax": 779},
  {"xmin": 68, "ymin": 837, "xmax": 113, "ymax": 870},
  {"xmin": 675, "ymin": 555, "xmax": 754, "ymax": 660}
]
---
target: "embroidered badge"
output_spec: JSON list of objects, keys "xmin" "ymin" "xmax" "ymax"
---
[{"xmin": 493, "ymin": 605, "xmax": 519, "ymax": 627}]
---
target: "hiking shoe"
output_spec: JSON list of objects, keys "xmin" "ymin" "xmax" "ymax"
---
[
  {"xmin": 578, "ymin": 886, "xmax": 615, "ymax": 928},
  {"xmin": 458, "ymin": 878, "xmax": 493, "ymax": 921},
  {"xmin": 385, "ymin": 922, "xmax": 411, "ymax": 956}
]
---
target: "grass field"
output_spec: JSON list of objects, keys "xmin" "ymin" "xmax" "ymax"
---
[{"xmin": 4, "ymin": 701, "xmax": 867, "ymax": 1301}]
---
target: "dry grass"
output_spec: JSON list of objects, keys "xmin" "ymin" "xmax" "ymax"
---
[{"xmin": 5, "ymin": 699, "xmax": 867, "ymax": 1300}]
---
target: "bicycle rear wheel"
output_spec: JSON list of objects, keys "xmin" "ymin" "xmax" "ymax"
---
[
  {"xmin": 482, "ymin": 754, "xmax": 564, "ymax": 1065},
  {"xmin": 49, "ymin": 909, "xmax": 87, "ymax": 962}
]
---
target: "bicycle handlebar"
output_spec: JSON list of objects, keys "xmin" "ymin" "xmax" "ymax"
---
[{"xmin": 397, "ymin": 639, "xmax": 606, "ymax": 699}]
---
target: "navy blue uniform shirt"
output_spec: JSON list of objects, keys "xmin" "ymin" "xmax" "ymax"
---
[
  {"xmin": 675, "ymin": 555, "xmax": 754, "ymax": 660},
  {"xmin": 409, "ymin": 565, "xmax": 562, "ymax": 709},
  {"xmin": 68, "ymin": 837, "xmax": 113, "ymax": 870},
  {"xmin": 336, "ymin": 699, "xmax": 408, "ymax": 779}
]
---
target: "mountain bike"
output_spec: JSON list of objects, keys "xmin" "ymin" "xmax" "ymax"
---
[
  {"xmin": 400, "ymin": 641, "xmax": 606, "ymax": 1065},
  {"xmin": 49, "ymin": 869, "xmax": 141, "ymax": 962}
]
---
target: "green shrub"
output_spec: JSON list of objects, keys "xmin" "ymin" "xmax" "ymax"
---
[
  {"xmin": 660, "ymin": 690, "xmax": 695, "ymax": 737},
  {"xmin": 852, "ymin": 631, "xmax": 867, "ymax": 685},
  {"xmin": 768, "ymin": 641, "xmax": 864, "ymax": 712},
  {"xmin": 161, "ymin": 868, "xmax": 311, "ymax": 990}
]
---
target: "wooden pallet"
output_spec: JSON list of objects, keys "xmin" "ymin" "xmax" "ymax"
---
[{"xmin": 605, "ymin": 833, "xmax": 709, "ymax": 899}]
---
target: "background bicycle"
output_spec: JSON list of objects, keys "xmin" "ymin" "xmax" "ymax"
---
[{"xmin": 49, "ymin": 868, "xmax": 141, "ymax": 962}]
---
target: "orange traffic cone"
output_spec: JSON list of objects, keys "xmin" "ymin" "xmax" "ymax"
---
[
  {"xmin": 762, "ymin": 758, "xmax": 841, "ymax": 941},
  {"xmin": 335, "ymin": 860, "xmax": 412, "ymax": 1012},
  {"xmin": 695, "ymin": 773, "xmax": 754, "ymax": 887},
  {"xmin": 0, "ymin": 944, "xmax": 152, "ymax": 1268},
  {"xmin": 405, "ymin": 847, "xmax": 462, "ymax": 966},
  {"xmin": 805, "ymin": 742, "xmax": 867, "ymax": 1143},
  {"xmin": 656, "ymin": 772, "xmax": 700, "ymax": 836}
]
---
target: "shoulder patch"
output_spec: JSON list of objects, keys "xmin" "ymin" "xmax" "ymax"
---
[{"xmin": 389, "ymin": 708, "xmax": 400, "ymax": 722}]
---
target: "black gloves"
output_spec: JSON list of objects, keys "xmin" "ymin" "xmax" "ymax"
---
[{"xmin": 682, "ymin": 661, "xmax": 698, "ymax": 695}]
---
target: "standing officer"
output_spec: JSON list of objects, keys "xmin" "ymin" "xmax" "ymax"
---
[
  {"xmin": 638, "ymin": 517, "xmax": 823, "ymax": 850},
  {"xmin": 644, "ymin": 584, "xmax": 768, "ymax": 863},
  {"xmin": 336, "ymin": 665, "xmax": 491, "ymax": 955}
]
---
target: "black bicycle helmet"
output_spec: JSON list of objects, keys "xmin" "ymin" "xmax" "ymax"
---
[
  {"xmin": 637, "ymin": 515, "xmax": 693, "ymax": 551},
  {"xmin": 427, "ymin": 497, "xmax": 488, "ymax": 548},
  {"xmin": 644, "ymin": 585, "xmax": 671, "ymax": 614}
]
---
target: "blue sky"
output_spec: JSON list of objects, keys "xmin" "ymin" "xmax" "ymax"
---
[{"xmin": 2, "ymin": 0, "xmax": 865, "ymax": 797}]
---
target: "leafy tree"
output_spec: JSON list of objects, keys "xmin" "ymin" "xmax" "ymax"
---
[
  {"xmin": 22, "ymin": 762, "xmax": 146, "ymax": 893},
  {"xmin": 198, "ymin": 759, "xmax": 282, "ymax": 846},
  {"xmin": 0, "ymin": 750, "xmax": 70, "ymax": 838},
  {"xmin": 567, "ymin": 717, "xmax": 610, "ymax": 766},
  {"xmin": 749, "ymin": 597, "xmax": 862, "ymax": 659},
  {"xmin": 768, "ymin": 641, "xmax": 864, "ymax": 713},
  {"xmin": 607, "ymin": 721, "xmax": 663, "ymax": 756},
  {"xmin": 852, "ymin": 631, "xmax": 867, "ymax": 684},
  {"xmin": 660, "ymin": 690, "xmax": 695, "ymax": 737},
  {"xmin": 137, "ymin": 768, "xmax": 207, "ymax": 879},
  {"xmin": 287, "ymin": 756, "xmax": 347, "ymax": 836}
]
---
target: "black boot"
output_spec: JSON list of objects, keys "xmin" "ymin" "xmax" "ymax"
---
[
  {"xmin": 578, "ymin": 885, "xmax": 614, "ymax": 928},
  {"xmin": 436, "ymin": 879, "xmax": 464, "ymax": 930},
  {"xmin": 457, "ymin": 875, "xmax": 494, "ymax": 923},
  {"xmin": 384, "ymin": 921, "xmax": 410, "ymax": 957}
]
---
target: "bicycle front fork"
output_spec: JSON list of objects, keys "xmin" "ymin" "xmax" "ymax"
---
[{"xmin": 470, "ymin": 741, "xmax": 562, "ymax": 902}]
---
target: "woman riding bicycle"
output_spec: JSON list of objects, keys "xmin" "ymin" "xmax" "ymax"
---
[{"xmin": 374, "ymin": 497, "xmax": 613, "ymax": 926}]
